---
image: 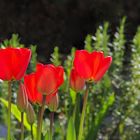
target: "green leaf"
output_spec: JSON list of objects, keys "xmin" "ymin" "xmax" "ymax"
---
[
  {"xmin": 66, "ymin": 117, "xmax": 76, "ymax": 140},
  {"xmin": 70, "ymin": 89, "xmax": 76, "ymax": 105},
  {"xmin": 86, "ymin": 93, "xmax": 115, "ymax": 140},
  {"xmin": 44, "ymin": 131, "xmax": 49, "ymax": 140},
  {"xmin": 0, "ymin": 98, "xmax": 37, "ymax": 138},
  {"xmin": 30, "ymin": 45, "xmax": 37, "ymax": 72},
  {"xmin": 50, "ymin": 46, "xmax": 61, "ymax": 66},
  {"xmin": 94, "ymin": 22, "xmax": 110, "ymax": 54},
  {"xmin": 84, "ymin": 34, "xmax": 93, "ymax": 52},
  {"xmin": 73, "ymin": 93, "xmax": 81, "ymax": 135},
  {"xmin": 9, "ymin": 34, "xmax": 20, "ymax": 48}
]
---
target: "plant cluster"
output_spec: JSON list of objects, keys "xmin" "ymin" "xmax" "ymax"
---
[{"xmin": 0, "ymin": 18, "xmax": 140, "ymax": 140}]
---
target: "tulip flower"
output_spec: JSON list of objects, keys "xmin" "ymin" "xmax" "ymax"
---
[
  {"xmin": 70, "ymin": 68, "xmax": 85, "ymax": 92},
  {"xmin": 73, "ymin": 50, "xmax": 112, "ymax": 140},
  {"xmin": 24, "ymin": 63, "xmax": 64, "ymax": 140},
  {"xmin": 36, "ymin": 63, "xmax": 64, "ymax": 95},
  {"xmin": 0, "ymin": 47, "xmax": 31, "ymax": 81},
  {"xmin": 24, "ymin": 63, "xmax": 64, "ymax": 104},
  {"xmin": 24, "ymin": 72, "xmax": 57, "ymax": 104},
  {"xmin": 74, "ymin": 50, "xmax": 112, "ymax": 82},
  {"xmin": 0, "ymin": 47, "xmax": 31, "ymax": 140}
]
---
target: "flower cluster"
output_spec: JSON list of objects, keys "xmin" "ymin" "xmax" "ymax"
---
[
  {"xmin": 0, "ymin": 46, "xmax": 112, "ymax": 140},
  {"xmin": 70, "ymin": 50, "xmax": 112, "ymax": 91},
  {"xmin": 24, "ymin": 63, "xmax": 64, "ymax": 110}
]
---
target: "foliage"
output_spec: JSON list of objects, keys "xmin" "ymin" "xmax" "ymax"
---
[
  {"xmin": 0, "ymin": 98, "xmax": 37, "ymax": 138},
  {"xmin": 0, "ymin": 34, "xmax": 24, "ymax": 48}
]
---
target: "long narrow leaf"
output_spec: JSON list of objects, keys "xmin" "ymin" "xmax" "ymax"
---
[{"xmin": 66, "ymin": 117, "xmax": 76, "ymax": 140}]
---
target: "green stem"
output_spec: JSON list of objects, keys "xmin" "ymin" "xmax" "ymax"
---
[
  {"xmin": 50, "ymin": 112, "xmax": 54, "ymax": 140},
  {"xmin": 7, "ymin": 81, "xmax": 12, "ymax": 140},
  {"xmin": 31, "ymin": 125, "xmax": 34, "ymax": 140},
  {"xmin": 21, "ymin": 112, "xmax": 24, "ymax": 140},
  {"xmin": 78, "ymin": 83, "xmax": 89, "ymax": 140},
  {"xmin": 73, "ymin": 93, "xmax": 81, "ymax": 137},
  {"xmin": 37, "ymin": 95, "xmax": 46, "ymax": 140},
  {"xmin": 73, "ymin": 93, "xmax": 78, "ymax": 122}
]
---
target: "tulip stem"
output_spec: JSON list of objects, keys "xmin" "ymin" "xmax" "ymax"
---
[
  {"xmin": 7, "ymin": 81, "xmax": 12, "ymax": 140},
  {"xmin": 73, "ymin": 93, "xmax": 79, "ymax": 123},
  {"xmin": 78, "ymin": 83, "xmax": 89, "ymax": 140},
  {"xmin": 21, "ymin": 112, "xmax": 24, "ymax": 140},
  {"xmin": 31, "ymin": 125, "xmax": 34, "ymax": 140},
  {"xmin": 37, "ymin": 95, "xmax": 46, "ymax": 140},
  {"xmin": 50, "ymin": 112, "xmax": 54, "ymax": 140}
]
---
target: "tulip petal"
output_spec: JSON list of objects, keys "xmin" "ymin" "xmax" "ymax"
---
[
  {"xmin": 24, "ymin": 73, "xmax": 42, "ymax": 104},
  {"xmin": 74, "ymin": 50, "xmax": 92, "ymax": 79},
  {"xmin": 56, "ymin": 66, "xmax": 64, "ymax": 87},
  {"xmin": 37, "ymin": 64, "xmax": 58, "ymax": 95},
  {"xmin": 36, "ymin": 63, "xmax": 44, "ymax": 72},
  {"xmin": 94, "ymin": 56, "xmax": 112, "ymax": 81},
  {"xmin": 91, "ymin": 51, "xmax": 103, "ymax": 78},
  {"xmin": 24, "ymin": 74, "xmax": 36, "ymax": 103},
  {"xmin": 0, "ymin": 48, "xmax": 13, "ymax": 80},
  {"xmin": 13, "ymin": 48, "xmax": 31, "ymax": 80}
]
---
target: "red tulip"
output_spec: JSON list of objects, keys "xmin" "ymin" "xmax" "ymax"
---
[
  {"xmin": 36, "ymin": 63, "xmax": 64, "ymax": 95},
  {"xmin": 70, "ymin": 68, "xmax": 85, "ymax": 92},
  {"xmin": 74, "ymin": 50, "xmax": 112, "ymax": 82},
  {"xmin": 0, "ymin": 47, "xmax": 31, "ymax": 81},
  {"xmin": 24, "ymin": 63, "xmax": 64, "ymax": 104}
]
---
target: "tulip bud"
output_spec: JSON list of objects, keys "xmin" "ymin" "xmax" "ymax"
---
[
  {"xmin": 70, "ymin": 68, "xmax": 85, "ymax": 92},
  {"xmin": 47, "ymin": 93, "xmax": 59, "ymax": 112},
  {"xmin": 17, "ymin": 83, "xmax": 28, "ymax": 112},
  {"xmin": 26, "ymin": 103, "xmax": 35, "ymax": 125}
]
